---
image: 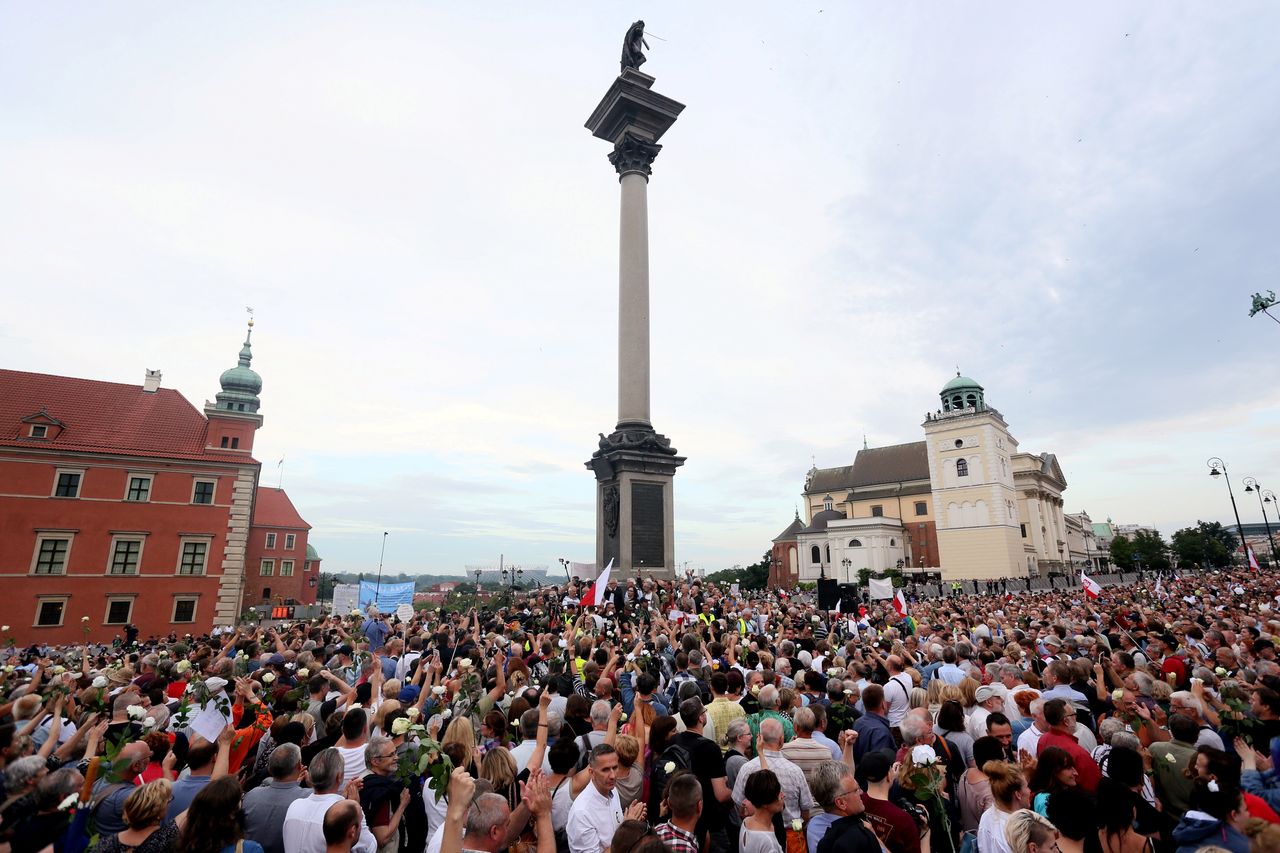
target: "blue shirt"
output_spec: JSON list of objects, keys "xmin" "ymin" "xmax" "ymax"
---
[
  {"xmin": 362, "ymin": 618, "xmax": 390, "ymax": 651},
  {"xmin": 168, "ymin": 774, "xmax": 211, "ymax": 819}
]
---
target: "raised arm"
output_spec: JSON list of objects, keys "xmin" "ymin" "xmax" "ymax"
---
[
  {"xmin": 37, "ymin": 697, "xmax": 65, "ymax": 759},
  {"xmin": 526, "ymin": 692, "xmax": 551, "ymax": 773},
  {"xmin": 440, "ymin": 767, "xmax": 476, "ymax": 853}
]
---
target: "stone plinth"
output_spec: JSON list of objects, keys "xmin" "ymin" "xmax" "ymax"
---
[{"xmin": 587, "ymin": 428, "xmax": 684, "ymax": 580}]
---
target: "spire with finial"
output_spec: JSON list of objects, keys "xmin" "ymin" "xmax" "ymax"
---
[
  {"xmin": 214, "ymin": 313, "xmax": 263, "ymax": 414},
  {"xmin": 863, "ymin": 434, "xmax": 869, "ymax": 451}
]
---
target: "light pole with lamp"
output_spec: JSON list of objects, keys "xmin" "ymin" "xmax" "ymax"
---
[
  {"xmin": 473, "ymin": 568, "xmax": 483, "ymax": 596},
  {"xmin": 1244, "ymin": 478, "xmax": 1279, "ymax": 566},
  {"xmin": 501, "ymin": 563, "xmax": 524, "ymax": 592},
  {"xmin": 1208, "ymin": 458, "xmax": 1248, "ymax": 566},
  {"xmin": 558, "ymin": 558, "xmax": 571, "ymax": 583},
  {"xmin": 841, "ymin": 558, "xmax": 852, "ymax": 583}
]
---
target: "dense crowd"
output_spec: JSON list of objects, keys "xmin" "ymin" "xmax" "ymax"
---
[{"xmin": 0, "ymin": 568, "xmax": 1278, "ymax": 853}]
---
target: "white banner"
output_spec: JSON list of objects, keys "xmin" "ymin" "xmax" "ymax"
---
[
  {"xmin": 331, "ymin": 583, "xmax": 360, "ymax": 615},
  {"xmin": 868, "ymin": 577, "xmax": 895, "ymax": 600},
  {"xmin": 570, "ymin": 561, "xmax": 599, "ymax": 580}
]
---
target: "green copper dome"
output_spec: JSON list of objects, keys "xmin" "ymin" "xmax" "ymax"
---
[
  {"xmin": 214, "ymin": 323, "xmax": 262, "ymax": 414},
  {"xmin": 941, "ymin": 371, "xmax": 985, "ymax": 412}
]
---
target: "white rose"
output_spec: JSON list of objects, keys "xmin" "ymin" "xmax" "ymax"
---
[
  {"xmin": 792, "ymin": 819, "xmax": 803, "ymax": 832},
  {"xmin": 58, "ymin": 793, "xmax": 78, "ymax": 811},
  {"xmin": 664, "ymin": 761, "xmax": 676, "ymax": 774},
  {"xmin": 92, "ymin": 676, "xmax": 108, "ymax": 689},
  {"xmin": 442, "ymin": 709, "xmax": 452, "ymax": 719},
  {"xmin": 52, "ymin": 666, "xmax": 65, "ymax": 675},
  {"xmin": 1111, "ymin": 689, "xmax": 1125, "ymax": 702},
  {"xmin": 620, "ymin": 713, "xmax": 628, "ymax": 722},
  {"xmin": 158, "ymin": 650, "xmax": 168, "ymax": 658},
  {"xmin": 432, "ymin": 686, "xmax": 446, "ymax": 695},
  {"xmin": 457, "ymin": 658, "xmax": 473, "ymax": 669},
  {"xmin": 406, "ymin": 707, "xmax": 421, "ymax": 719},
  {"xmin": 142, "ymin": 717, "xmax": 156, "ymax": 730},
  {"xmin": 391, "ymin": 717, "xmax": 412, "ymax": 736},
  {"xmin": 1165, "ymin": 752, "xmax": 1176, "ymax": 763},
  {"xmin": 910, "ymin": 745, "xmax": 938, "ymax": 766},
  {"xmin": 351, "ymin": 609, "xmax": 362, "ymax": 616},
  {"xmin": 175, "ymin": 660, "xmax": 191, "ymax": 674},
  {"xmin": 1215, "ymin": 667, "xmax": 1228, "ymax": 677},
  {"xmin": 261, "ymin": 672, "xmax": 276, "ymax": 684},
  {"xmin": 126, "ymin": 705, "xmax": 146, "ymax": 721},
  {"xmin": 1, "ymin": 626, "xmax": 8, "ymax": 632},
  {"xmin": 296, "ymin": 668, "xmax": 309, "ymax": 678},
  {"xmin": 348, "ymin": 703, "xmax": 362, "ymax": 711}
]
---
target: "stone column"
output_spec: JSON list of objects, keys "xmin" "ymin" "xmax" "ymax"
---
[{"xmin": 616, "ymin": 166, "xmax": 651, "ymax": 427}]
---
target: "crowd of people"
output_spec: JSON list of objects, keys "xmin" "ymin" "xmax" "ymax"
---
[{"xmin": 0, "ymin": 568, "xmax": 1278, "ymax": 853}]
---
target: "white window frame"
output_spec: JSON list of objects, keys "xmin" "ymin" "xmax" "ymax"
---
[
  {"xmin": 31, "ymin": 533, "xmax": 74, "ymax": 575},
  {"xmin": 51, "ymin": 468, "xmax": 84, "ymax": 499},
  {"xmin": 284, "ymin": 533, "xmax": 296, "ymax": 550},
  {"xmin": 280, "ymin": 560, "xmax": 295, "ymax": 577},
  {"xmin": 176, "ymin": 537, "xmax": 212, "ymax": 575},
  {"xmin": 191, "ymin": 479, "xmax": 217, "ymax": 505},
  {"xmin": 171, "ymin": 596, "xmax": 199, "ymax": 624},
  {"xmin": 124, "ymin": 473, "xmax": 154, "ymax": 502},
  {"xmin": 107, "ymin": 534, "xmax": 147, "ymax": 575},
  {"xmin": 29, "ymin": 424, "xmax": 48, "ymax": 439},
  {"xmin": 260, "ymin": 559, "xmax": 275, "ymax": 576},
  {"xmin": 34, "ymin": 595, "xmax": 69, "ymax": 627},
  {"xmin": 103, "ymin": 595, "xmax": 136, "ymax": 626},
  {"xmin": 265, "ymin": 532, "xmax": 277, "ymax": 549}
]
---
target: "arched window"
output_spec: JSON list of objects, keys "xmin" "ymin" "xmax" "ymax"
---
[
  {"xmin": 889, "ymin": 538, "xmax": 896, "ymax": 547},
  {"xmin": 952, "ymin": 394, "xmax": 963, "ymax": 410},
  {"xmin": 965, "ymin": 393, "xmax": 977, "ymax": 408},
  {"xmin": 811, "ymin": 545, "xmax": 821, "ymax": 564},
  {"xmin": 825, "ymin": 544, "xmax": 831, "ymax": 563},
  {"xmin": 823, "ymin": 495, "xmax": 833, "ymax": 512},
  {"xmin": 849, "ymin": 539, "xmax": 862, "ymax": 547},
  {"xmin": 956, "ymin": 458, "xmax": 969, "ymax": 477},
  {"xmin": 261, "ymin": 586, "xmax": 271, "ymax": 600}
]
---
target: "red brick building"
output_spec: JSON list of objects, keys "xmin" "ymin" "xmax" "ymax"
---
[
  {"xmin": 0, "ymin": 322, "xmax": 299, "ymax": 643},
  {"xmin": 770, "ymin": 514, "xmax": 802, "ymax": 588},
  {"xmin": 243, "ymin": 487, "xmax": 320, "ymax": 607}
]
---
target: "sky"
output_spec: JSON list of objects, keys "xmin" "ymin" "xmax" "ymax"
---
[{"xmin": 3, "ymin": 3, "xmax": 1279, "ymax": 577}]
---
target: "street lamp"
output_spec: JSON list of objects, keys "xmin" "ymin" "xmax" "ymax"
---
[
  {"xmin": 558, "ymin": 558, "xmax": 571, "ymax": 583},
  {"xmin": 1208, "ymin": 458, "xmax": 1248, "ymax": 566},
  {"xmin": 501, "ymin": 564, "xmax": 524, "ymax": 591},
  {"xmin": 841, "ymin": 558, "xmax": 852, "ymax": 582},
  {"xmin": 473, "ymin": 568, "xmax": 483, "ymax": 594},
  {"xmin": 1244, "ymin": 478, "xmax": 1279, "ymax": 566}
]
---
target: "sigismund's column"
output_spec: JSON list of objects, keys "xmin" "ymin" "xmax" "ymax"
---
[{"xmin": 584, "ymin": 63, "xmax": 686, "ymax": 581}]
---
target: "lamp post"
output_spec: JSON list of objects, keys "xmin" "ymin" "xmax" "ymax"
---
[
  {"xmin": 374, "ymin": 531, "xmax": 389, "ymax": 604},
  {"xmin": 501, "ymin": 564, "xmax": 524, "ymax": 592},
  {"xmin": 473, "ymin": 568, "xmax": 483, "ymax": 595},
  {"xmin": 841, "ymin": 558, "xmax": 852, "ymax": 583},
  {"xmin": 558, "ymin": 558, "xmax": 571, "ymax": 583},
  {"xmin": 1244, "ymin": 478, "xmax": 1279, "ymax": 566},
  {"xmin": 1208, "ymin": 458, "xmax": 1248, "ymax": 566}
]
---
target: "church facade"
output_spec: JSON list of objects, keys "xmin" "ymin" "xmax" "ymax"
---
[{"xmin": 777, "ymin": 374, "xmax": 1072, "ymax": 583}]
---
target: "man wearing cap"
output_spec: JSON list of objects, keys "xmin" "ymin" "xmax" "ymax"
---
[{"xmin": 966, "ymin": 684, "xmax": 1006, "ymax": 742}]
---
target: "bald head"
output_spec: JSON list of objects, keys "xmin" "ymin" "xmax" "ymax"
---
[{"xmin": 759, "ymin": 717, "xmax": 784, "ymax": 748}]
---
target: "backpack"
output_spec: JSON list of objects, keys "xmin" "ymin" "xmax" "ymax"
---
[{"xmin": 647, "ymin": 740, "xmax": 693, "ymax": 820}]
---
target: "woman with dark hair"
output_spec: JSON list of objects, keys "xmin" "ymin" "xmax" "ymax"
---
[
  {"xmin": 1096, "ymin": 777, "xmax": 1150, "ymax": 853},
  {"xmin": 1046, "ymin": 788, "xmax": 1102, "ymax": 853},
  {"xmin": 959, "ymin": 737, "xmax": 1004, "ymax": 835},
  {"xmin": 1171, "ymin": 779, "xmax": 1250, "ymax": 853},
  {"xmin": 1029, "ymin": 746, "xmax": 1077, "ymax": 817},
  {"xmin": 609, "ymin": 818, "xmax": 657, "ymax": 853},
  {"xmin": 177, "ymin": 776, "xmax": 262, "ymax": 853},
  {"xmin": 479, "ymin": 710, "xmax": 508, "ymax": 751},
  {"xmin": 564, "ymin": 694, "xmax": 592, "ymax": 738},
  {"xmin": 1102, "ymin": 746, "xmax": 1165, "ymax": 839},
  {"xmin": 936, "ymin": 699, "xmax": 977, "ymax": 769},
  {"xmin": 740, "ymin": 770, "xmax": 785, "ymax": 853}
]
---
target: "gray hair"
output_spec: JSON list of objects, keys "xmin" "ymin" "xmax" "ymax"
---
[
  {"xmin": 519, "ymin": 708, "xmax": 540, "ymax": 738},
  {"xmin": 1000, "ymin": 664, "xmax": 1023, "ymax": 682},
  {"xmin": 35, "ymin": 768, "xmax": 83, "ymax": 811},
  {"xmin": 759, "ymin": 717, "xmax": 784, "ymax": 747},
  {"xmin": 1028, "ymin": 698, "xmax": 1046, "ymax": 717},
  {"xmin": 465, "ymin": 792, "xmax": 510, "ymax": 838},
  {"xmin": 269, "ymin": 743, "xmax": 303, "ymax": 779},
  {"xmin": 308, "ymin": 747, "xmax": 345, "ymax": 792},
  {"xmin": 590, "ymin": 700, "xmax": 612, "ymax": 727},
  {"xmin": 679, "ymin": 697, "xmax": 705, "ymax": 729},
  {"xmin": 724, "ymin": 718, "xmax": 751, "ymax": 746},
  {"xmin": 364, "ymin": 735, "xmax": 394, "ymax": 770},
  {"xmin": 546, "ymin": 711, "xmax": 563, "ymax": 738},
  {"xmin": 899, "ymin": 714, "xmax": 932, "ymax": 746},
  {"xmin": 1097, "ymin": 717, "xmax": 1128, "ymax": 745},
  {"xmin": 1131, "ymin": 671, "xmax": 1154, "ymax": 696},
  {"xmin": 1111, "ymin": 731, "xmax": 1142, "ymax": 752},
  {"xmin": 792, "ymin": 707, "xmax": 816, "ymax": 735},
  {"xmin": 810, "ymin": 760, "xmax": 854, "ymax": 810},
  {"xmin": 5, "ymin": 756, "xmax": 45, "ymax": 794},
  {"xmin": 1170, "ymin": 690, "xmax": 1203, "ymax": 717},
  {"xmin": 758, "ymin": 684, "xmax": 780, "ymax": 711}
]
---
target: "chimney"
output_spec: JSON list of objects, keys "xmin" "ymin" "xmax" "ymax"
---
[{"xmin": 143, "ymin": 369, "xmax": 162, "ymax": 393}]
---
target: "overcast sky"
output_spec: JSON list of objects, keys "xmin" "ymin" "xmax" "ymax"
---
[{"xmin": 4, "ymin": 3, "xmax": 1279, "ymax": 577}]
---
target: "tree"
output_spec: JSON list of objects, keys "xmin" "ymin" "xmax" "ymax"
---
[
  {"xmin": 705, "ymin": 551, "xmax": 771, "ymax": 589},
  {"xmin": 1131, "ymin": 530, "xmax": 1170, "ymax": 570},
  {"xmin": 1171, "ymin": 521, "xmax": 1238, "ymax": 569},
  {"xmin": 317, "ymin": 572, "xmax": 337, "ymax": 603},
  {"xmin": 1109, "ymin": 535, "xmax": 1137, "ymax": 570}
]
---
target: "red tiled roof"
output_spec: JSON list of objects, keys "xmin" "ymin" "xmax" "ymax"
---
[
  {"xmin": 0, "ymin": 369, "xmax": 251, "ymax": 463},
  {"xmin": 254, "ymin": 487, "xmax": 310, "ymax": 529}
]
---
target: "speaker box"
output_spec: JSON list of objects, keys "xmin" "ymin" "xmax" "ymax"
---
[{"xmin": 817, "ymin": 578, "xmax": 840, "ymax": 611}]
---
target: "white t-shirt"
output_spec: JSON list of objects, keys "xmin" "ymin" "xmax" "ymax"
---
[
  {"xmin": 1016, "ymin": 725, "xmax": 1044, "ymax": 758},
  {"xmin": 883, "ymin": 673, "xmax": 913, "ymax": 727},
  {"xmin": 336, "ymin": 744, "xmax": 367, "ymax": 787},
  {"xmin": 566, "ymin": 783, "xmax": 623, "ymax": 853}
]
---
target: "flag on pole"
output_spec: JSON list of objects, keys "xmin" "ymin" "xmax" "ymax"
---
[
  {"xmin": 834, "ymin": 597, "xmax": 841, "ymax": 615},
  {"xmin": 1081, "ymin": 570, "xmax": 1102, "ymax": 600},
  {"xmin": 579, "ymin": 559, "xmax": 613, "ymax": 607},
  {"xmin": 1248, "ymin": 545, "xmax": 1261, "ymax": 572},
  {"xmin": 892, "ymin": 589, "xmax": 908, "ymax": 618},
  {"xmin": 1154, "ymin": 577, "xmax": 1167, "ymax": 599}
]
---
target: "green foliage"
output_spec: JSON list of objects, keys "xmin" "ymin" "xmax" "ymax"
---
[
  {"xmin": 704, "ymin": 551, "xmax": 772, "ymax": 589},
  {"xmin": 1131, "ymin": 530, "xmax": 1170, "ymax": 570},
  {"xmin": 1109, "ymin": 535, "xmax": 1137, "ymax": 569},
  {"xmin": 856, "ymin": 568, "xmax": 903, "ymax": 587},
  {"xmin": 1171, "ymin": 521, "xmax": 1238, "ymax": 569}
]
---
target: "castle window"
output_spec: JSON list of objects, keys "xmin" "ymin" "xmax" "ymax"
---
[
  {"xmin": 54, "ymin": 470, "xmax": 82, "ymax": 498},
  {"xmin": 1020, "ymin": 523, "xmax": 1027, "ymax": 538},
  {"xmin": 220, "ymin": 436, "xmax": 229, "ymax": 448},
  {"xmin": 125, "ymin": 475, "xmax": 152, "ymax": 502},
  {"xmin": 35, "ymin": 598, "xmax": 67, "ymax": 626},
  {"xmin": 915, "ymin": 501, "xmax": 927, "ymax": 516},
  {"xmin": 281, "ymin": 560, "xmax": 295, "ymax": 577},
  {"xmin": 178, "ymin": 540, "xmax": 208, "ymax": 575},
  {"xmin": 849, "ymin": 539, "xmax": 862, "ymax": 547},
  {"xmin": 29, "ymin": 425, "xmax": 47, "ymax": 439},
  {"xmin": 285, "ymin": 534, "xmax": 296, "ymax": 550},
  {"xmin": 32, "ymin": 536, "xmax": 71, "ymax": 575},
  {"xmin": 810, "ymin": 545, "xmax": 821, "ymax": 564},
  {"xmin": 889, "ymin": 538, "xmax": 896, "ymax": 547},
  {"xmin": 108, "ymin": 538, "xmax": 143, "ymax": 574},
  {"xmin": 265, "ymin": 533, "xmax": 277, "ymax": 549},
  {"xmin": 261, "ymin": 586, "xmax": 271, "ymax": 600},
  {"xmin": 871, "ymin": 505, "xmax": 883, "ymax": 517},
  {"xmin": 172, "ymin": 598, "xmax": 198, "ymax": 623},
  {"xmin": 192, "ymin": 480, "xmax": 215, "ymax": 505},
  {"xmin": 825, "ymin": 544, "xmax": 831, "ymax": 563},
  {"xmin": 951, "ymin": 394, "xmax": 963, "ymax": 410},
  {"xmin": 966, "ymin": 393, "xmax": 977, "ymax": 408},
  {"xmin": 260, "ymin": 559, "xmax": 275, "ymax": 576},
  {"xmin": 231, "ymin": 437, "xmax": 240, "ymax": 449},
  {"xmin": 956, "ymin": 459, "xmax": 969, "ymax": 477},
  {"xmin": 104, "ymin": 597, "xmax": 134, "ymax": 625}
]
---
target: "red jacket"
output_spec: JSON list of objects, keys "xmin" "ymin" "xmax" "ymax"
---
[{"xmin": 1037, "ymin": 729, "xmax": 1101, "ymax": 794}]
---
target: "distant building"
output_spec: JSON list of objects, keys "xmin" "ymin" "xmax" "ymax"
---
[
  {"xmin": 793, "ymin": 373, "xmax": 1075, "ymax": 582},
  {"xmin": 243, "ymin": 487, "xmax": 320, "ymax": 608}
]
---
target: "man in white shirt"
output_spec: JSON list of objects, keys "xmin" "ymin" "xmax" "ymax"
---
[
  {"xmin": 880, "ymin": 656, "xmax": 914, "ymax": 730},
  {"xmin": 566, "ymin": 743, "xmax": 645, "ymax": 853},
  {"xmin": 283, "ymin": 748, "xmax": 378, "ymax": 853},
  {"xmin": 966, "ymin": 684, "xmax": 1007, "ymax": 742},
  {"xmin": 1015, "ymin": 698, "xmax": 1049, "ymax": 758}
]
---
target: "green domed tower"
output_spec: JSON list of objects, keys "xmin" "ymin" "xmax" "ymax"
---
[
  {"xmin": 214, "ymin": 320, "xmax": 262, "ymax": 414},
  {"xmin": 940, "ymin": 372, "xmax": 984, "ymax": 413}
]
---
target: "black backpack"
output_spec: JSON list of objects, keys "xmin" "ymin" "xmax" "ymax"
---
[{"xmin": 646, "ymin": 740, "xmax": 693, "ymax": 820}]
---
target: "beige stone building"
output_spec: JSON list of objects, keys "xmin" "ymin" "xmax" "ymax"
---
[{"xmin": 794, "ymin": 373, "xmax": 1077, "ymax": 582}]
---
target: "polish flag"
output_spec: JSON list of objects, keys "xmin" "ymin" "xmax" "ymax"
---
[
  {"xmin": 892, "ymin": 590, "xmax": 908, "ymax": 618},
  {"xmin": 1248, "ymin": 546, "xmax": 1261, "ymax": 572},
  {"xmin": 579, "ymin": 559, "xmax": 613, "ymax": 607},
  {"xmin": 1081, "ymin": 571, "xmax": 1102, "ymax": 600}
]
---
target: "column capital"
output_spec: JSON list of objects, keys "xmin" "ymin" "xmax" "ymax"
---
[{"xmin": 609, "ymin": 132, "xmax": 662, "ymax": 178}]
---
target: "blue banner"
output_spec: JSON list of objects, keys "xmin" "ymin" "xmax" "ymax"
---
[{"xmin": 358, "ymin": 580, "xmax": 415, "ymax": 612}]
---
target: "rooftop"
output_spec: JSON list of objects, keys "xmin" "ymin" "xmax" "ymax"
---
[
  {"xmin": 805, "ymin": 441, "xmax": 930, "ymax": 493},
  {"xmin": 253, "ymin": 487, "xmax": 311, "ymax": 529}
]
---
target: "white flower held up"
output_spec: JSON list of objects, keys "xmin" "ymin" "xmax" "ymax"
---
[
  {"xmin": 126, "ymin": 705, "xmax": 147, "ymax": 721},
  {"xmin": 296, "ymin": 668, "xmax": 309, "ymax": 678},
  {"xmin": 92, "ymin": 676, "xmax": 108, "ymax": 689},
  {"xmin": 910, "ymin": 744, "xmax": 938, "ymax": 766},
  {"xmin": 175, "ymin": 660, "xmax": 191, "ymax": 674},
  {"xmin": 792, "ymin": 819, "xmax": 803, "ymax": 832},
  {"xmin": 57, "ymin": 793, "xmax": 78, "ymax": 812},
  {"xmin": 261, "ymin": 672, "xmax": 276, "ymax": 684},
  {"xmin": 406, "ymin": 707, "xmax": 421, "ymax": 719},
  {"xmin": 664, "ymin": 761, "xmax": 676, "ymax": 774},
  {"xmin": 391, "ymin": 717, "xmax": 412, "ymax": 736},
  {"xmin": 432, "ymin": 686, "xmax": 446, "ymax": 696},
  {"xmin": 442, "ymin": 709, "xmax": 452, "ymax": 719},
  {"xmin": 142, "ymin": 717, "xmax": 157, "ymax": 730},
  {"xmin": 81, "ymin": 616, "xmax": 90, "ymax": 624}
]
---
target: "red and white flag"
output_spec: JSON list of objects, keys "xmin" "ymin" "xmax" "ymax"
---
[
  {"xmin": 579, "ymin": 559, "xmax": 613, "ymax": 607},
  {"xmin": 1248, "ymin": 546, "xmax": 1261, "ymax": 572},
  {"xmin": 1081, "ymin": 570, "xmax": 1101, "ymax": 600},
  {"xmin": 892, "ymin": 589, "xmax": 909, "ymax": 618}
]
